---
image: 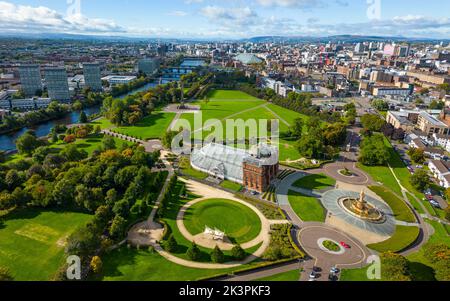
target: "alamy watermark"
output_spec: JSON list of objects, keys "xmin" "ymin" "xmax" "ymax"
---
[
  {"xmin": 366, "ymin": 255, "xmax": 382, "ymax": 280},
  {"xmin": 367, "ymin": 0, "xmax": 381, "ymax": 20},
  {"xmin": 67, "ymin": 0, "xmax": 82, "ymax": 17},
  {"xmin": 66, "ymin": 255, "xmax": 81, "ymax": 280}
]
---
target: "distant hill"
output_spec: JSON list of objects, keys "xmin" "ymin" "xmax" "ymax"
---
[
  {"xmin": 0, "ymin": 32, "xmax": 449, "ymax": 43},
  {"xmin": 244, "ymin": 35, "xmax": 450, "ymax": 44}
]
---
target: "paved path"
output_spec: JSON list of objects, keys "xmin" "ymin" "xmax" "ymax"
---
[{"xmin": 275, "ymin": 171, "xmax": 372, "ymax": 281}]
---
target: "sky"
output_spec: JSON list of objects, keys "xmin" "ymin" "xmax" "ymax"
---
[{"xmin": 1, "ymin": 0, "xmax": 450, "ymax": 39}]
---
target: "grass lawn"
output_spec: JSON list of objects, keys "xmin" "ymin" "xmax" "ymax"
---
[
  {"xmin": 208, "ymin": 90, "xmax": 262, "ymax": 101},
  {"xmin": 293, "ymin": 173, "xmax": 336, "ymax": 191},
  {"xmin": 113, "ymin": 112, "xmax": 176, "ymax": 140},
  {"xmin": 162, "ymin": 183, "xmax": 262, "ymax": 263},
  {"xmin": 220, "ymin": 180, "xmax": 243, "ymax": 192},
  {"xmin": 0, "ymin": 209, "xmax": 92, "ymax": 281},
  {"xmin": 288, "ymin": 190, "xmax": 326, "ymax": 222},
  {"xmin": 184, "ymin": 198, "xmax": 262, "ymax": 244},
  {"xmin": 101, "ymin": 247, "xmax": 239, "ymax": 281},
  {"xmin": 48, "ymin": 134, "xmax": 134, "ymax": 157},
  {"xmin": 407, "ymin": 219, "xmax": 450, "ymax": 281},
  {"xmin": 91, "ymin": 117, "xmax": 114, "ymax": 130},
  {"xmin": 357, "ymin": 162, "xmax": 402, "ymax": 196},
  {"xmin": 340, "ymin": 266, "xmax": 374, "ymax": 281},
  {"xmin": 367, "ymin": 226, "xmax": 420, "ymax": 253},
  {"xmin": 179, "ymin": 157, "xmax": 209, "ymax": 180},
  {"xmin": 256, "ymin": 269, "xmax": 300, "ymax": 281},
  {"xmin": 369, "ymin": 186, "xmax": 416, "ymax": 223}
]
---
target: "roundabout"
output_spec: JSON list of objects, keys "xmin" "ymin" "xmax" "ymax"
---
[{"xmin": 298, "ymin": 226, "xmax": 368, "ymax": 268}]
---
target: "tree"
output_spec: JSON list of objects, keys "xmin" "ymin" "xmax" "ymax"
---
[
  {"xmin": 407, "ymin": 148, "xmax": 425, "ymax": 164},
  {"xmin": 102, "ymin": 136, "xmax": 116, "ymax": 150},
  {"xmin": 289, "ymin": 118, "xmax": 304, "ymax": 138},
  {"xmin": 360, "ymin": 114, "xmax": 386, "ymax": 132},
  {"xmin": 186, "ymin": 242, "xmax": 201, "ymax": 261},
  {"xmin": 231, "ymin": 245, "xmax": 246, "ymax": 260},
  {"xmin": 64, "ymin": 134, "xmax": 76, "ymax": 144},
  {"xmin": 372, "ymin": 99, "xmax": 389, "ymax": 111},
  {"xmin": 90, "ymin": 256, "xmax": 103, "ymax": 274},
  {"xmin": 211, "ymin": 245, "xmax": 225, "ymax": 263},
  {"xmin": 410, "ymin": 169, "xmax": 431, "ymax": 191},
  {"xmin": 16, "ymin": 132, "xmax": 40, "ymax": 155},
  {"xmin": 323, "ymin": 123, "xmax": 347, "ymax": 146},
  {"xmin": 296, "ymin": 135, "xmax": 324, "ymax": 159},
  {"xmin": 163, "ymin": 234, "xmax": 178, "ymax": 252},
  {"xmin": 0, "ymin": 267, "xmax": 13, "ymax": 281},
  {"xmin": 358, "ymin": 134, "xmax": 390, "ymax": 166},
  {"xmin": 380, "ymin": 252, "xmax": 412, "ymax": 281},
  {"xmin": 79, "ymin": 111, "xmax": 88, "ymax": 124},
  {"xmin": 61, "ymin": 144, "xmax": 87, "ymax": 162},
  {"xmin": 109, "ymin": 215, "xmax": 127, "ymax": 239}
]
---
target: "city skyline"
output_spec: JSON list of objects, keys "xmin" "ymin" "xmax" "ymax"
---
[{"xmin": 1, "ymin": 0, "xmax": 450, "ymax": 39}]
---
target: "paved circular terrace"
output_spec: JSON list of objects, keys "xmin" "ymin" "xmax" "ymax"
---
[
  {"xmin": 298, "ymin": 226, "xmax": 368, "ymax": 269},
  {"xmin": 321, "ymin": 189, "xmax": 396, "ymax": 237}
]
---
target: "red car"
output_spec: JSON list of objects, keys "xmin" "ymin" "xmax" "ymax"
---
[{"xmin": 340, "ymin": 242, "xmax": 351, "ymax": 249}]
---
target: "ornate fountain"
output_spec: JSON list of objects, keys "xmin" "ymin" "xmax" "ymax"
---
[{"xmin": 339, "ymin": 190, "xmax": 385, "ymax": 223}]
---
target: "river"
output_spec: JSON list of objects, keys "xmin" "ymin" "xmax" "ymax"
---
[
  {"xmin": 0, "ymin": 82, "xmax": 158, "ymax": 152},
  {"xmin": 0, "ymin": 59, "xmax": 205, "ymax": 151}
]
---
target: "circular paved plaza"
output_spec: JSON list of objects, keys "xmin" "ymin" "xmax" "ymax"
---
[{"xmin": 321, "ymin": 189, "xmax": 396, "ymax": 237}]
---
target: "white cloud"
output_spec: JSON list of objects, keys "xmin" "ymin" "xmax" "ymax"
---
[
  {"xmin": 256, "ymin": 0, "xmax": 324, "ymax": 9},
  {"xmin": 168, "ymin": 10, "xmax": 188, "ymax": 17},
  {"xmin": 0, "ymin": 1, "xmax": 125, "ymax": 34}
]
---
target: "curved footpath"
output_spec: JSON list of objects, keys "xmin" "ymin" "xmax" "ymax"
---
[
  {"xmin": 276, "ymin": 171, "xmax": 372, "ymax": 281},
  {"xmin": 128, "ymin": 163, "xmax": 289, "ymax": 270}
]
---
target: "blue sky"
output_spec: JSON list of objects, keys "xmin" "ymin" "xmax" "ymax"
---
[{"xmin": 1, "ymin": 0, "xmax": 450, "ymax": 39}]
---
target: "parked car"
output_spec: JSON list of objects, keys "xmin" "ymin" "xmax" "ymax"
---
[
  {"xmin": 430, "ymin": 200, "xmax": 441, "ymax": 209},
  {"xmin": 330, "ymin": 267, "xmax": 340, "ymax": 274},
  {"xmin": 309, "ymin": 272, "xmax": 316, "ymax": 279},
  {"xmin": 340, "ymin": 242, "xmax": 351, "ymax": 249}
]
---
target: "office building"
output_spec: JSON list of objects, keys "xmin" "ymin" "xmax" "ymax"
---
[
  {"xmin": 101, "ymin": 75, "xmax": 137, "ymax": 85},
  {"xmin": 18, "ymin": 64, "xmax": 42, "ymax": 97},
  {"xmin": 44, "ymin": 67, "xmax": 70, "ymax": 101},
  {"xmin": 83, "ymin": 63, "xmax": 102, "ymax": 91}
]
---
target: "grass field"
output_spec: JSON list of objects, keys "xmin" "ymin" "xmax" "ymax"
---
[
  {"xmin": 367, "ymin": 225, "xmax": 420, "ymax": 253},
  {"xmin": 101, "ymin": 247, "xmax": 238, "ymax": 281},
  {"xmin": 343, "ymin": 219, "xmax": 450, "ymax": 281},
  {"xmin": 0, "ymin": 209, "xmax": 92, "ymax": 281},
  {"xmin": 288, "ymin": 190, "xmax": 326, "ymax": 222},
  {"xmin": 162, "ymin": 183, "xmax": 261, "ymax": 263},
  {"xmin": 256, "ymin": 269, "xmax": 301, "ymax": 281},
  {"xmin": 112, "ymin": 112, "xmax": 176, "ymax": 140},
  {"xmin": 369, "ymin": 186, "xmax": 416, "ymax": 223},
  {"xmin": 293, "ymin": 174, "xmax": 336, "ymax": 191},
  {"xmin": 184, "ymin": 198, "xmax": 262, "ymax": 244},
  {"xmin": 174, "ymin": 90, "xmax": 309, "ymax": 163},
  {"xmin": 220, "ymin": 180, "xmax": 243, "ymax": 192}
]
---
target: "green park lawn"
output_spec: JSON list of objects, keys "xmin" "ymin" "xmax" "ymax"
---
[
  {"xmin": 173, "ymin": 90, "xmax": 310, "ymax": 163},
  {"xmin": 0, "ymin": 209, "xmax": 92, "ymax": 281},
  {"xmin": 208, "ymin": 90, "xmax": 262, "ymax": 101},
  {"xmin": 256, "ymin": 269, "xmax": 301, "ymax": 281},
  {"xmin": 342, "ymin": 219, "xmax": 450, "ymax": 281},
  {"xmin": 101, "ymin": 247, "xmax": 238, "ymax": 281},
  {"xmin": 367, "ymin": 225, "xmax": 420, "ymax": 253},
  {"xmin": 293, "ymin": 174, "xmax": 336, "ymax": 191},
  {"xmin": 220, "ymin": 180, "xmax": 243, "ymax": 192},
  {"xmin": 161, "ymin": 182, "xmax": 261, "ymax": 263},
  {"xmin": 369, "ymin": 186, "xmax": 416, "ymax": 223},
  {"xmin": 112, "ymin": 112, "xmax": 176, "ymax": 140},
  {"xmin": 288, "ymin": 190, "xmax": 326, "ymax": 222},
  {"xmin": 184, "ymin": 198, "xmax": 262, "ymax": 245}
]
